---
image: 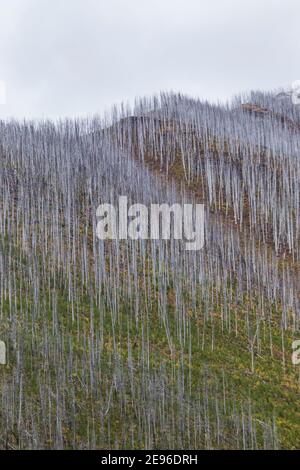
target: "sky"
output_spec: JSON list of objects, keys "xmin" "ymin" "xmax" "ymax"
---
[{"xmin": 0, "ymin": 0, "xmax": 299, "ymax": 119}]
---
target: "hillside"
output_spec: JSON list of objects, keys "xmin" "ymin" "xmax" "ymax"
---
[{"xmin": 0, "ymin": 90, "xmax": 299, "ymax": 449}]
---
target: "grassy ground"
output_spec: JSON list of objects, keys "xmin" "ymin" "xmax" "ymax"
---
[{"xmin": 0, "ymin": 247, "xmax": 299, "ymax": 448}]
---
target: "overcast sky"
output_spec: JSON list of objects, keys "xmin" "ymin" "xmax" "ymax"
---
[{"xmin": 0, "ymin": 0, "xmax": 299, "ymax": 119}]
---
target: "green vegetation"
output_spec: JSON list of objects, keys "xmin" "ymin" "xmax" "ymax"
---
[{"xmin": 0, "ymin": 90, "xmax": 300, "ymax": 449}]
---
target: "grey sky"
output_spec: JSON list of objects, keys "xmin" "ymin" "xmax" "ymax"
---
[{"xmin": 0, "ymin": 0, "xmax": 299, "ymax": 119}]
